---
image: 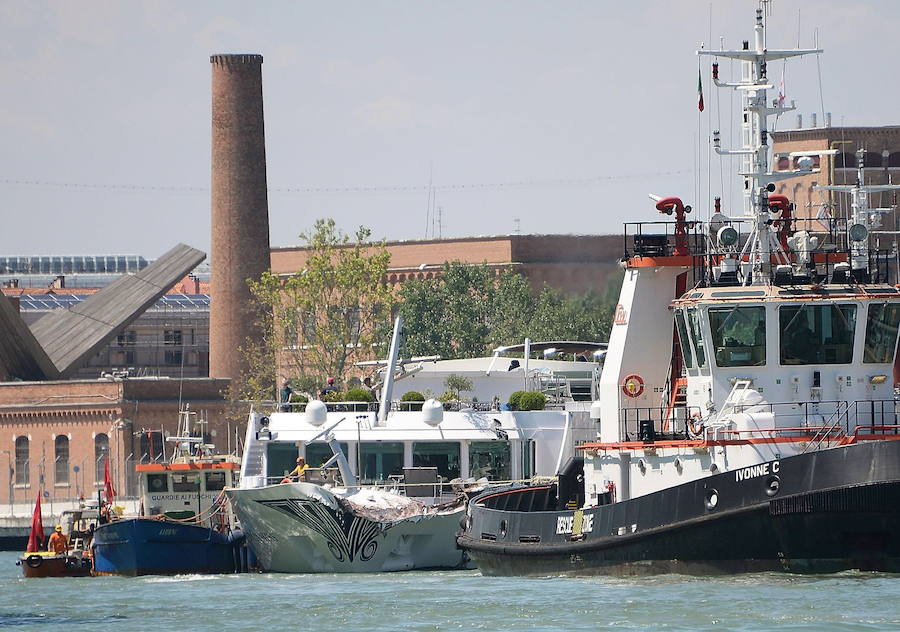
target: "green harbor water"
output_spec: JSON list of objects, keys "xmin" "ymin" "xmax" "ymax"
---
[{"xmin": 2, "ymin": 551, "xmax": 900, "ymax": 631}]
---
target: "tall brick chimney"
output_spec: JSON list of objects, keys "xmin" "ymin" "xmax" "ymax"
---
[{"xmin": 209, "ymin": 54, "xmax": 271, "ymax": 381}]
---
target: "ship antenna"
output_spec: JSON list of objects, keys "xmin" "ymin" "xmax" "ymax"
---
[{"xmin": 700, "ymin": 5, "xmax": 822, "ymax": 285}]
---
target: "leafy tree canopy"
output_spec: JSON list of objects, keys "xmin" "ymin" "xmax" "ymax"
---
[
  {"xmin": 399, "ymin": 261, "xmax": 621, "ymax": 358},
  {"xmin": 235, "ymin": 218, "xmax": 394, "ymax": 403}
]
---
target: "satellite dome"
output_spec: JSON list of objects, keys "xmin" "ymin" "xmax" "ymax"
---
[{"xmin": 306, "ymin": 400, "xmax": 327, "ymax": 426}]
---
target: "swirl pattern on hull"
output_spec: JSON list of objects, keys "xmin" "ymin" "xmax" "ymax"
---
[{"xmin": 257, "ymin": 497, "xmax": 389, "ymax": 563}]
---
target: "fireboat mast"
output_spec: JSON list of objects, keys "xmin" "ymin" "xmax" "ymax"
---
[{"xmin": 699, "ymin": 4, "xmax": 822, "ymax": 286}]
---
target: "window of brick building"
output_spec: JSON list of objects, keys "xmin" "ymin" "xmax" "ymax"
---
[
  {"xmin": 139, "ymin": 432, "xmax": 165, "ymax": 463},
  {"xmin": 14, "ymin": 436, "xmax": 29, "ymax": 486},
  {"xmin": 164, "ymin": 329, "xmax": 183, "ymax": 365},
  {"xmin": 55, "ymin": 435, "xmax": 69, "ymax": 485},
  {"xmin": 117, "ymin": 330, "xmax": 136, "ymax": 364},
  {"xmin": 95, "ymin": 434, "xmax": 109, "ymax": 483},
  {"xmin": 835, "ymin": 152, "xmax": 856, "ymax": 169}
]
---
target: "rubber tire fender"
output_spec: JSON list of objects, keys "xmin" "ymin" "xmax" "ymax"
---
[{"xmin": 25, "ymin": 554, "xmax": 42, "ymax": 569}]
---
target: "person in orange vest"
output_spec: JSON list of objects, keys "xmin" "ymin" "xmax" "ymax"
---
[{"xmin": 47, "ymin": 525, "xmax": 68, "ymax": 555}]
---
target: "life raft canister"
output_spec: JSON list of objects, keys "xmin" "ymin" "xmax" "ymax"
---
[{"xmin": 621, "ymin": 374, "xmax": 645, "ymax": 398}]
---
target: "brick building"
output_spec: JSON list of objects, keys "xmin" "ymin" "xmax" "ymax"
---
[
  {"xmin": 272, "ymin": 233, "xmax": 624, "ymax": 295},
  {"xmin": 0, "ymin": 377, "xmax": 232, "ymax": 504},
  {"xmin": 771, "ymin": 124, "xmax": 900, "ymax": 229}
]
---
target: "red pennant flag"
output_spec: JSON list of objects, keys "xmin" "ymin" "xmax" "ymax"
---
[
  {"xmin": 103, "ymin": 458, "xmax": 116, "ymax": 503},
  {"xmin": 26, "ymin": 491, "xmax": 44, "ymax": 553},
  {"xmin": 698, "ymin": 68, "xmax": 705, "ymax": 112}
]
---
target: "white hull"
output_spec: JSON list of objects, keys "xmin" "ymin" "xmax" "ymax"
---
[{"xmin": 227, "ymin": 483, "xmax": 468, "ymax": 573}]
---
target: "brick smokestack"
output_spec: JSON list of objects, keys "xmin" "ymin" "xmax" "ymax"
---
[{"xmin": 210, "ymin": 54, "xmax": 271, "ymax": 381}]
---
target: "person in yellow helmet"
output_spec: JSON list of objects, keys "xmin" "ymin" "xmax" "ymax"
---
[{"xmin": 48, "ymin": 525, "xmax": 68, "ymax": 555}]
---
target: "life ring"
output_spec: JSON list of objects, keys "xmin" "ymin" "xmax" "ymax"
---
[
  {"xmin": 621, "ymin": 374, "xmax": 645, "ymax": 398},
  {"xmin": 64, "ymin": 557, "xmax": 78, "ymax": 569},
  {"xmin": 687, "ymin": 414, "xmax": 705, "ymax": 439},
  {"xmin": 25, "ymin": 554, "xmax": 42, "ymax": 569},
  {"xmin": 280, "ymin": 477, "xmax": 292, "ymax": 484}
]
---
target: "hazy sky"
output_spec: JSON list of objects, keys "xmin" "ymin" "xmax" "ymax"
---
[{"xmin": 1, "ymin": 0, "xmax": 898, "ymax": 258}]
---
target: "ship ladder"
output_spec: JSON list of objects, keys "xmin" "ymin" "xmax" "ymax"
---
[{"xmin": 662, "ymin": 377, "xmax": 688, "ymax": 434}]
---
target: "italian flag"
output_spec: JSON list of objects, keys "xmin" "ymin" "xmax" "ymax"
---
[{"xmin": 698, "ymin": 67, "xmax": 704, "ymax": 112}]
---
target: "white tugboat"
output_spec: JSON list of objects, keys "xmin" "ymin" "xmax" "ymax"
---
[
  {"xmin": 226, "ymin": 321, "xmax": 602, "ymax": 573},
  {"xmin": 459, "ymin": 5, "xmax": 900, "ymax": 575}
]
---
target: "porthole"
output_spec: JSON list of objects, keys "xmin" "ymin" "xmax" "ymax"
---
[
  {"xmin": 705, "ymin": 488, "xmax": 719, "ymax": 510},
  {"xmin": 765, "ymin": 475, "xmax": 781, "ymax": 497}
]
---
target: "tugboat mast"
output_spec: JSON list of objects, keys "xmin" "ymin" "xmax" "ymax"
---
[{"xmin": 699, "ymin": 4, "xmax": 822, "ymax": 285}]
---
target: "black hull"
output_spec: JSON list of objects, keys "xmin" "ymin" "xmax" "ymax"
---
[{"xmin": 459, "ymin": 440, "xmax": 900, "ymax": 576}]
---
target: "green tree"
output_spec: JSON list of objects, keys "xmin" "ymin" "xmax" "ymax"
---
[
  {"xmin": 399, "ymin": 261, "xmax": 496, "ymax": 358},
  {"xmin": 235, "ymin": 219, "xmax": 394, "ymax": 403},
  {"xmin": 444, "ymin": 373, "xmax": 474, "ymax": 400},
  {"xmin": 399, "ymin": 262, "xmax": 622, "ymax": 360}
]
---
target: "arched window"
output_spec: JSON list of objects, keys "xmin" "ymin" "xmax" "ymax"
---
[
  {"xmin": 834, "ymin": 152, "xmax": 856, "ymax": 169},
  {"xmin": 139, "ymin": 432, "xmax": 164, "ymax": 463},
  {"xmin": 55, "ymin": 435, "xmax": 69, "ymax": 485},
  {"xmin": 14, "ymin": 436, "xmax": 29, "ymax": 486},
  {"xmin": 94, "ymin": 433, "xmax": 109, "ymax": 483},
  {"xmin": 863, "ymin": 152, "xmax": 883, "ymax": 168}
]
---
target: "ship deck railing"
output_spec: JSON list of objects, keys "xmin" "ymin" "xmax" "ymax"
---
[
  {"xmin": 620, "ymin": 399, "xmax": 900, "ymax": 444},
  {"xmin": 623, "ymin": 217, "xmax": 897, "ymax": 286}
]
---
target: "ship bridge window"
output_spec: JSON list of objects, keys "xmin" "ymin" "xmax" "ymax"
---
[
  {"xmin": 675, "ymin": 309, "xmax": 694, "ymax": 370},
  {"xmin": 171, "ymin": 473, "xmax": 200, "ymax": 492},
  {"xmin": 709, "ymin": 306, "xmax": 766, "ymax": 367},
  {"xmin": 305, "ymin": 442, "xmax": 349, "ymax": 469},
  {"xmin": 469, "ymin": 441, "xmax": 511, "ymax": 481},
  {"xmin": 686, "ymin": 308, "xmax": 708, "ymax": 370},
  {"xmin": 413, "ymin": 441, "xmax": 461, "ymax": 481},
  {"xmin": 863, "ymin": 303, "xmax": 900, "ymax": 364},
  {"xmin": 779, "ymin": 304, "xmax": 856, "ymax": 365},
  {"xmin": 360, "ymin": 442, "xmax": 404, "ymax": 483}
]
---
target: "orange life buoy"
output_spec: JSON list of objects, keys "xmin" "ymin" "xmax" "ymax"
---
[
  {"xmin": 621, "ymin": 374, "xmax": 645, "ymax": 398},
  {"xmin": 687, "ymin": 413, "xmax": 705, "ymax": 438}
]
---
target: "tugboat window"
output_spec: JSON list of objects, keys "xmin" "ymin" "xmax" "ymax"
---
[
  {"xmin": 204, "ymin": 471, "xmax": 227, "ymax": 491},
  {"xmin": 863, "ymin": 303, "xmax": 900, "ymax": 364},
  {"xmin": 171, "ymin": 473, "xmax": 200, "ymax": 492},
  {"xmin": 709, "ymin": 306, "xmax": 766, "ymax": 367},
  {"xmin": 360, "ymin": 442, "xmax": 404, "ymax": 482},
  {"xmin": 779, "ymin": 304, "xmax": 856, "ymax": 365},
  {"xmin": 469, "ymin": 441, "xmax": 511, "ymax": 481},
  {"xmin": 675, "ymin": 310, "xmax": 694, "ymax": 369},
  {"xmin": 686, "ymin": 308, "xmax": 708, "ymax": 369},
  {"xmin": 413, "ymin": 442, "xmax": 460, "ymax": 481}
]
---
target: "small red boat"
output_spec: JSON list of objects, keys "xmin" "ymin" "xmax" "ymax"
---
[{"xmin": 17, "ymin": 492, "xmax": 95, "ymax": 578}]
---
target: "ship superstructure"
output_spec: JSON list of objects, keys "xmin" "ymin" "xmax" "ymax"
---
[{"xmin": 459, "ymin": 4, "xmax": 900, "ymax": 575}]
